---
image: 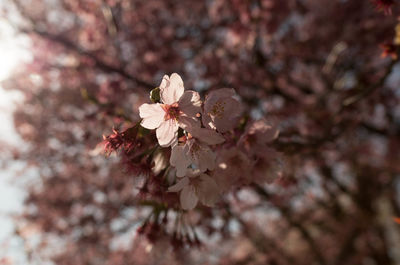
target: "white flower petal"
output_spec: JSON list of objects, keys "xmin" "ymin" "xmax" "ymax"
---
[
  {"xmin": 152, "ymin": 150, "xmax": 168, "ymax": 175},
  {"xmin": 160, "ymin": 73, "xmax": 184, "ymax": 104},
  {"xmin": 170, "ymin": 145, "xmax": 191, "ymax": 177},
  {"xmin": 159, "ymin": 74, "xmax": 170, "ymax": 90},
  {"xmin": 156, "ymin": 120, "xmax": 179, "ymax": 147},
  {"xmin": 168, "ymin": 177, "xmax": 189, "ymax": 192},
  {"xmin": 179, "ymin": 90, "xmax": 202, "ymax": 117},
  {"xmin": 180, "ymin": 185, "xmax": 198, "ymax": 210},
  {"xmin": 139, "ymin": 103, "xmax": 165, "ymax": 129}
]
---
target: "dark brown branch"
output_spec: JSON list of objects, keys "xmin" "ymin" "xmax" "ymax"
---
[
  {"xmin": 341, "ymin": 60, "xmax": 396, "ymax": 109},
  {"xmin": 21, "ymin": 27, "xmax": 154, "ymax": 89},
  {"xmin": 11, "ymin": 0, "xmax": 152, "ymax": 89}
]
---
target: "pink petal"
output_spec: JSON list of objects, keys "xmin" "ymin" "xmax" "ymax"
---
[
  {"xmin": 156, "ymin": 120, "xmax": 179, "ymax": 147},
  {"xmin": 196, "ymin": 174, "xmax": 220, "ymax": 207},
  {"xmin": 180, "ymin": 185, "xmax": 198, "ymax": 210},
  {"xmin": 238, "ymin": 119, "xmax": 279, "ymax": 154},
  {"xmin": 203, "ymin": 88, "xmax": 242, "ymax": 133},
  {"xmin": 205, "ymin": 88, "xmax": 236, "ymax": 108},
  {"xmin": 177, "ymin": 115, "xmax": 200, "ymax": 131},
  {"xmin": 168, "ymin": 177, "xmax": 189, "ymax": 192},
  {"xmin": 204, "ymin": 88, "xmax": 236, "ymax": 115},
  {"xmin": 170, "ymin": 145, "xmax": 191, "ymax": 177},
  {"xmin": 212, "ymin": 97, "xmax": 242, "ymax": 132},
  {"xmin": 139, "ymin": 103, "xmax": 165, "ymax": 129},
  {"xmin": 195, "ymin": 147, "xmax": 216, "ymax": 172},
  {"xmin": 160, "ymin": 73, "xmax": 184, "ymax": 105},
  {"xmin": 252, "ymin": 148, "xmax": 283, "ymax": 184},
  {"xmin": 179, "ymin": 90, "xmax": 202, "ymax": 117},
  {"xmin": 201, "ymin": 113, "xmax": 216, "ymax": 130},
  {"xmin": 213, "ymin": 147, "xmax": 251, "ymax": 192},
  {"xmin": 188, "ymin": 141, "xmax": 216, "ymax": 172},
  {"xmin": 185, "ymin": 168, "xmax": 202, "ymax": 178},
  {"xmin": 249, "ymin": 119, "xmax": 279, "ymax": 143},
  {"xmin": 188, "ymin": 127, "xmax": 225, "ymax": 145}
]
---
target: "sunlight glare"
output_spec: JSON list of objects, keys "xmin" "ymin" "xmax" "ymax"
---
[{"xmin": 0, "ymin": 20, "xmax": 30, "ymax": 82}]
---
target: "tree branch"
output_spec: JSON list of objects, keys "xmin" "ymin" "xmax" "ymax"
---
[{"xmin": 21, "ymin": 27, "xmax": 154, "ymax": 89}]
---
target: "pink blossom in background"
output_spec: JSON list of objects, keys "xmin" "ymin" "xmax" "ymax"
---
[
  {"xmin": 238, "ymin": 119, "xmax": 280, "ymax": 154},
  {"xmin": 202, "ymin": 88, "xmax": 243, "ymax": 133},
  {"xmin": 168, "ymin": 169, "xmax": 220, "ymax": 210},
  {"xmin": 213, "ymin": 147, "xmax": 252, "ymax": 192}
]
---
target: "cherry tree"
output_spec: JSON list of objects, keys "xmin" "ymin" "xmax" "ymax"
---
[{"xmin": 1, "ymin": 0, "xmax": 400, "ymax": 264}]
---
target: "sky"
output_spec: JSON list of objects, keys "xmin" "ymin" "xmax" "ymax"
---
[{"xmin": 0, "ymin": 16, "xmax": 33, "ymax": 264}]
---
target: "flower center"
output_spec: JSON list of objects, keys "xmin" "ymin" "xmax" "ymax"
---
[
  {"xmin": 210, "ymin": 100, "xmax": 226, "ymax": 118},
  {"xmin": 161, "ymin": 103, "xmax": 181, "ymax": 121}
]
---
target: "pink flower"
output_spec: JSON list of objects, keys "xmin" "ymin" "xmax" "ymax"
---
[
  {"xmin": 238, "ymin": 119, "xmax": 281, "ymax": 184},
  {"xmin": 170, "ymin": 125, "xmax": 225, "ymax": 177},
  {"xmin": 212, "ymin": 147, "xmax": 252, "ymax": 192},
  {"xmin": 168, "ymin": 170, "xmax": 220, "ymax": 210},
  {"xmin": 250, "ymin": 148, "xmax": 283, "ymax": 184},
  {"xmin": 238, "ymin": 119, "xmax": 279, "ymax": 154},
  {"xmin": 202, "ymin": 88, "xmax": 242, "ymax": 133},
  {"xmin": 139, "ymin": 73, "xmax": 202, "ymax": 147},
  {"xmin": 372, "ymin": 0, "xmax": 394, "ymax": 14}
]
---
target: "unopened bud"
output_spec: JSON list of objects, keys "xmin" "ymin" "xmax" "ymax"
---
[{"xmin": 150, "ymin": 87, "xmax": 161, "ymax": 103}]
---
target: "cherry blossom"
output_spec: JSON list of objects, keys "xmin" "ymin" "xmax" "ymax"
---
[
  {"xmin": 170, "ymin": 125, "xmax": 225, "ymax": 177},
  {"xmin": 168, "ymin": 170, "xmax": 220, "ymax": 210},
  {"xmin": 238, "ymin": 119, "xmax": 279, "ymax": 154},
  {"xmin": 372, "ymin": 0, "xmax": 394, "ymax": 14},
  {"xmin": 213, "ymin": 147, "xmax": 252, "ymax": 192},
  {"xmin": 237, "ymin": 119, "xmax": 281, "ymax": 184},
  {"xmin": 202, "ymin": 88, "xmax": 243, "ymax": 133},
  {"xmin": 250, "ymin": 148, "xmax": 283, "ymax": 184},
  {"xmin": 9, "ymin": 0, "xmax": 400, "ymax": 262},
  {"xmin": 139, "ymin": 73, "xmax": 202, "ymax": 147}
]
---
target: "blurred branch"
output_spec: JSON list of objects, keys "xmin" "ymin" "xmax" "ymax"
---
[
  {"xmin": 341, "ymin": 60, "xmax": 396, "ymax": 108},
  {"xmin": 12, "ymin": 0, "xmax": 153, "ymax": 89},
  {"xmin": 20, "ymin": 26, "xmax": 153, "ymax": 88},
  {"xmin": 253, "ymin": 185, "xmax": 327, "ymax": 265},
  {"xmin": 80, "ymin": 88, "xmax": 133, "ymax": 123},
  {"xmin": 333, "ymin": 227, "xmax": 363, "ymax": 265},
  {"xmin": 226, "ymin": 207, "xmax": 296, "ymax": 265}
]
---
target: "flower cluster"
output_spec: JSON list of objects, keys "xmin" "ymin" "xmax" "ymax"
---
[
  {"xmin": 380, "ymin": 21, "xmax": 400, "ymax": 59},
  {"xmin": 372, "ymin": 0, "xmax": 395, "ymax": 14},
  {"xmin": 137, "ymin": 73, "xmax": 282, "ymax": 210}
]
